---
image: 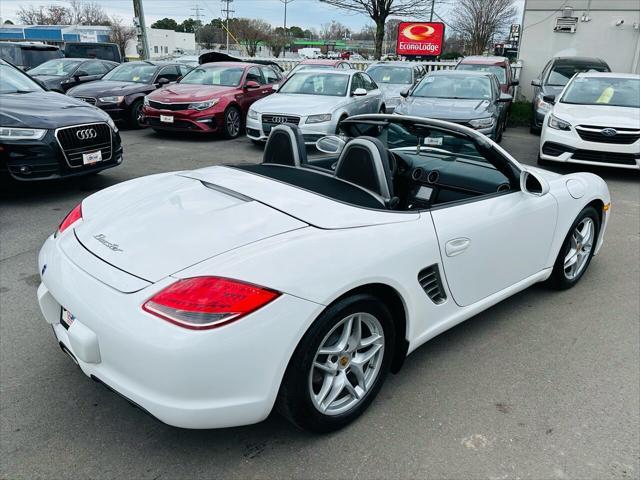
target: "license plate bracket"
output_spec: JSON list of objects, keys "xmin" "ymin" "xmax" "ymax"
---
[{"xmin": 82, "ymin": 150, "xmax": 102, "ymax": 165}]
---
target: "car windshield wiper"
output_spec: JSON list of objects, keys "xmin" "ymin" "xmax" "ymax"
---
[{"xmin": 8, "ymin": 90, "xmax": 38, "ymax": 94}]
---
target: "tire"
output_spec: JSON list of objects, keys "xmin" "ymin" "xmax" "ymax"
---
[
  {"xmin": 222, "ymin": 106, "xmax": 242, "ymax": 139},
  {"xmin": 546, "ymin": 206, "xmax": 600, "ymax": 290},
  {"xmin": 277, "ymin": 294, "xmax": 395, "ymax": 433},
  {"xmin": 129, "ymin": 99, "xmax": 145, "ymax": 129}
]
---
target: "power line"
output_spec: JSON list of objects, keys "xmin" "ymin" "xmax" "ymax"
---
[{"xmin": 280, "ymin": 0, "xmax": 295, "ymax": 32}]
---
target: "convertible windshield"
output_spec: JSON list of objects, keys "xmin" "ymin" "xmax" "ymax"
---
[
  {"xmin": 180, "ymin": 66, "xmax": 244, "ymax": 86},
  {"xmin": 280, "ymin": 72, "xmax": 349, "ymax": 96},
  {"xmin": 561, "ymin": 76, "xmax": 640, "ymax": 108},
  {"xmin": 103, "ymin": 63, "xmax": 157, "ymax": 83},
  {"xmin": 413, "ymin": 74, "xmax": 492, "ymax": 100},
  {"xmin": 0, "ymin": 64, "xmax": 43, "ymax": 93},
  {"xmin": 367, "ymin": 66, "xmax": 412, "ymax": 84},
  {"xmin": 343, "ymin": 119, "xmax": 487, "ymax": 162},
  {"xmin": 457, "ymin": 64, "xmax": 506, "ymax": 83},
  {"xmin": 29, "ymin": 59, "xmax": 83, "ymax": 76}
]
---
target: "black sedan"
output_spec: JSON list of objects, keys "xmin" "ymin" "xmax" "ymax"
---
[
  {"xmin": 0, "ymin": 60, "xmax": 123, "ymax": 182},
  {"xmin": 28, "ymin": 58, "xmax": 118, "ymax": 93},
  {"xmin": 394, "ymin": 70, "xmax": 512, "ymax": 142},
  {"xmin": 67, "ymin": 61, "xmax": 192, "ymax": 128}
]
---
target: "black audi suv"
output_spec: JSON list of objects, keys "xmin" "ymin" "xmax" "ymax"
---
[{"xmin": 0, "ymin": 60, "xmax": 123, "ymax": 182}]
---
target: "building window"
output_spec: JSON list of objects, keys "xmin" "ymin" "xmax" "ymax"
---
[
  {"xmin": 154, "ymin": 46, "xmax": 158, "ymax": 54},
  {"xmin": 164, "ymin": 46, "xmax": 168, "ymax": 53}
]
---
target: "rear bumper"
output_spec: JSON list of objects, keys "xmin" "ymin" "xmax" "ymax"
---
[{"xmin": 37, "ymin": 233, "xmax": 322, "ymax": 429}]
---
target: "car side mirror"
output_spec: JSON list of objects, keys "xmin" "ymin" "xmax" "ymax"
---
[
  {"xmin": 156, "ymin": 77, "xmax": 170, "ymax": 86},
  {"xmin": 400, "ymin": 88, "xmax": 410, "ymax": 98},
  {"xmin": 316, "ymin": 135, "xmax": 346, "ymax": 154},
  {"xmin": 511, "ymin": 79, "xmax": 519, "ymax": 86},
  {"xmin": 245, "ymin": 80, "xmax": 261, "ymax": 89},
  {"xmin": 531, "ymin": 79, "xmax": 541, "ymax": 87},
  {"xmin": 542, "ymin": 94, "xmax": 556, "ymax": 104},
  {"xmin": 520, "ymin": 170, "xmax": 550, "ymax": 196},
  {"xmin": 499, "ymin": 93, "xmax": 513, "ymax": 103},
  {"xmin": 353, "ymin": 87, "xmax": 367, "ymax": 96},
  {"xmin": 74, "ymin": 70, "xmax": 89, "ymax": 79}
]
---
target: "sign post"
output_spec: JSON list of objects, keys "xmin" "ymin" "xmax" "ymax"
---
[{"xmin": 396, "ymin": 22, "xmax": 445, "ymax": 58}]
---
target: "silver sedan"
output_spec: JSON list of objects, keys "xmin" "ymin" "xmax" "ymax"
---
[{"xmin": 246, "ymin": 69, "xmax": 385, "ymax": 144}]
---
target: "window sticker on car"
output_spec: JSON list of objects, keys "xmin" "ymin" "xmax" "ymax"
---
[{"xmin": 424, "ymin": 137, "xmax": 443, "ymax": 146}]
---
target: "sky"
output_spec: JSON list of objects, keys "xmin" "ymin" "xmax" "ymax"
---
[{"xmin": 0, "ymin": 0, "xmax": 525, "ymax": 32}]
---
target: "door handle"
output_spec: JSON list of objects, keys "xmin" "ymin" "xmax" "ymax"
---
[{"xmin": 445, "ymin": 237, "xmax": 470, "ymax": 257}]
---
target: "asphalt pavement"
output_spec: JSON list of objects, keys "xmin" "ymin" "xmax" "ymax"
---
[{"xmin": 1, "ymin": 127, "xmax": 638, "ymax": 479}]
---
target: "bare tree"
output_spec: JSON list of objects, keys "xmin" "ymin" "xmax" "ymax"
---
[
  {"xmin": 451, "ymin": 0, "xmax": 516, "ymax": 55},
  {"xmin": 320, "ymin": 20, "xmax": 350, "ymax": 40},
  {"xmin": 267, "ymin": 34, "xmax": 288, "ymax": 58},
  {"xmin": 69, "ymin": 1, "xmax": 110, "ymax": 25},
  {"xmin": 17, "ymin": 5, "xmax": 68, "ymax": 25},
  {"xmin": 319, "ymin": 0, "xmax": 434, "ymax": 59},
  {"xmin": 230, "ymin": 18, "xmax": 272, "ymax": 57},
  {"xmin": 351, "ymin": 24, "xmax": 376, "ymax": 41},
  {"xmin": 108, "ymin": 16, "xmax": 136, "ymax": 58}
]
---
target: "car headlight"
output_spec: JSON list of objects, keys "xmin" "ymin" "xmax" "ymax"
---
[
  {"xmin": 188, "ymin": 99, "xmax": 219, "ymax": 111},
  {"xmin": 469, "ymin": 117, "xmax": 495, "ymax": 129},
  {"xmin": 98, "ymin": 96, "xmax": 124, "ymax": 104},
  {"xmin": 143, "ymin": 96, "xmax": 149, "ymax": 107},
  {"xmin": 306, "ymin": 113, "xmax": 332, "ymax": 124},
  {"xmin": 548, "ymin": 114, "xmax": 571, "ymax": 131},
  {"xmin": 106, "ymin": 116, "xmax": 118, "ymax": 133},
  {"xmin": 247, "ymin": 108, "xmax": 259, "ymax": 120},
  {"xmin": 0, "ymin": 127, "xmax": 47, "ymax": 141},
  {"xmin": 535, "ymin": 94, "xmax": 552, "ymax": 114}
]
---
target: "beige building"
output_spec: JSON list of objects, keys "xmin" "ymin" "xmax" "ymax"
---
[{"xmin": 519, "ymin": 0, "xmax": 640, "ymax": 100}]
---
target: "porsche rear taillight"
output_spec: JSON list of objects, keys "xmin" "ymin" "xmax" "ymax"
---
[
  {"xmin": 142, "ymin": 276, "xmax": 280, "ymax": 330},
  {"xmin": 56, "ymin": 203, "xmax": 83, "ymax": 236}
]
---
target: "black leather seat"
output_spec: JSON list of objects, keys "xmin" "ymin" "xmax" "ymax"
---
[
  {"xmin": 262, "ymin": 124, "xmax": 307, "ymax": 167},
  {"xmin": 334, "ymin": 136, "xmax": 395, "ymax": 205}
]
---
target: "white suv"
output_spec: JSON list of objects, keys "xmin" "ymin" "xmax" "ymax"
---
[{"xmin": 539, "ymin": 72, "xmax": 640, "ymax": 170}]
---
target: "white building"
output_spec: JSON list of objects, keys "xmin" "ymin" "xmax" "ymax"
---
[
  {"xmin": 124, "ymin": 28, "xmax": 196, "ymax": 59},
  {"xmin": 519, "ymin": 0, "xmax": 640, "ymax": 100}
]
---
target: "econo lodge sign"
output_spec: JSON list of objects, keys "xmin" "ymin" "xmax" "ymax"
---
[{"xmin": 396, "ymin": 22, "xmax": 445, "ymax": 56}]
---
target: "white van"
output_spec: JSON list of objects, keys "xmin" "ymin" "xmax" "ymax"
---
[{"xmin": 298, "ymin": 48, "xmax": 321, "ymax": 59}]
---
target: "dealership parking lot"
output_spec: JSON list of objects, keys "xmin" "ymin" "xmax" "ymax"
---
[{"xmin": 1, "ymin": 128, "xmax": 638, "ymax": 479}]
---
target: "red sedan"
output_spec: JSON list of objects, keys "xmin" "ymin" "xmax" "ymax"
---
[{"xmin": 143, "ymin": 62, "xmax": 282, "ymax": 138}]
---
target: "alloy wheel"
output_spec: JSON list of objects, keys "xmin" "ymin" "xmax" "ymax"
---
[
  {"xmin": 564, "ymin": 217, "xmax": 595, "ymax": 280},
  {"xmin": 226, "ymin": 109, "xmax": 241, "ymax": 137},
  {"xmin": 309, "ymin": 312, "xmax": 385, "ymax": 416}
]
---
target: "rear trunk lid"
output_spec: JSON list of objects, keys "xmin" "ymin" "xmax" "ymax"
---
[{"xmin": 76, "ymin": 173, "xmax": 307, "ymax": 283}]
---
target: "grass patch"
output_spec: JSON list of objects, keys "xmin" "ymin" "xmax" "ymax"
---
[{"xmin": 508, "ymin": 101, "xmax": 531, "ymax": 128}]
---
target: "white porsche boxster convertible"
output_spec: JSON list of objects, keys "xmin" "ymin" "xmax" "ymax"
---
[{"xmin": 37, "ymin": 114, "xmax": 610, "ymax": 432}]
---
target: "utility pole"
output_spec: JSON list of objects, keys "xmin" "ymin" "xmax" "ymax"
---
[
  {"xmin": 191, "ymin": 1, "xmax": 204, "ymax": 50},
  {"xmin": 429, "ymin": 0, "xmax": 435, "ymax": 22},
  {"xmin": 221, "ymin": 0, "xmax": 234, "ymax": 52},
  {"xmin": 280, "ymin": 0, "xmax": 295, "ymax": 32},
  {"xmin": 133, "ymin": 0, "xmax": 150, "ymax": 60}
]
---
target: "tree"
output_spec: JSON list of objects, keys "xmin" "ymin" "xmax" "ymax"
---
[
  {"xmin": 197, "ymin": 24, "xmax": 225, "ymax": 49},
  {"xmin": 177, "ymin": 18, "xmax": 203, "ymax": 34},
  {"xmin": 267, "ymin": 34, "xmax": 288, "ymax": 58},
  {"xmin": 151, "ymin": 18, "xmax": 179, "ymax": 30},
  {"xmin": 69, "ymin": 0, "xmax": 110, "ymax": 25},
  {"xmin": 230, "ymin": 18, "xmax": 271, "ymax": 57},
  {"xmin": 451, "ymin": 0, "xmax": 516, "ymax": 55},
  {"xmin": 319, "ymin": 0, "xmax": 435, "ymax": 59},
  {"xmin": 108, "ymin": 16, "xmax": 136, "ymax": 57},
  {"xmin": 352, "ymin": 24, "xmax": 376, "ymax": 41},
  {"xmin": 320, "ymin": 20, "xmax": 350, "ymax": 40},
  {"xmin": 288, "ymin": 26, "xmax": 305, "ymax": 38}
]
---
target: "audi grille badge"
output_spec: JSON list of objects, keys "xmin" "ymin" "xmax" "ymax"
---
[{"xmin": 76, "ymin": 128, "xmax": 98, "ymax": 140}]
